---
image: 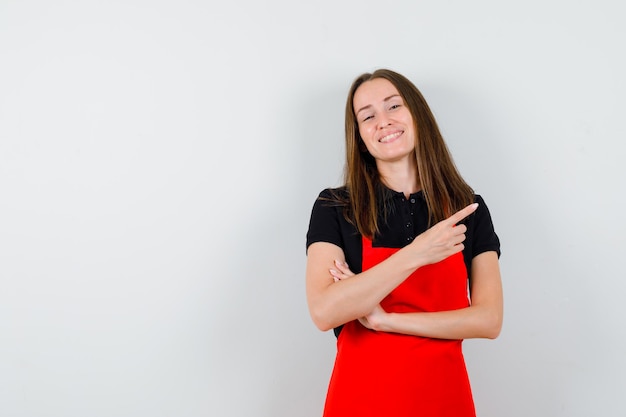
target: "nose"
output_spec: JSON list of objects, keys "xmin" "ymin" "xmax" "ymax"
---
[{"xmin": 378, "ymin": 114, "xmax": 390, "ymax": 129}]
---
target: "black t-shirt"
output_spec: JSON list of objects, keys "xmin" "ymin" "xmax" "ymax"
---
[{"xmin": 306, "ymin": 186, "xmax": 501, "ymax": 278}]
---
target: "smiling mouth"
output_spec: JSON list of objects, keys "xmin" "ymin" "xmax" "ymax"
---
[{"xmin": 378, "ymin": 131, "xmax": 403, "ymax": 143}]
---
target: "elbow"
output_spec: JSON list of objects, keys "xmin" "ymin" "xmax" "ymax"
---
[
  {"xmin": 309, "ymin": 306, "xmax": 336, "ymax": 332},
  {"xmin": 314, "ymin": 321, "xmax": 334, "ymax": 332},
  {"xmin": 483, "ymin": 311, "xmax": 503, "ymax": 339},
  {"xmin": 309, "ymin": 300, "xmax": 356, "ymax": 332},
  {"xmin": 311, "ymin": 316, "xmax": 334, "ymax": 332},
  {"xmin": 484, "ymin": 326, "xmax": 501, "ymax": 340},
  {"xmin": 470, "ymin": 302, "xmax": 502, "ymax": 339}
]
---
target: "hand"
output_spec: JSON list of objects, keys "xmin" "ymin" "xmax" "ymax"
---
[
  {"xmin": 410, "ymin": 203, "xmax": 478, "ymax": 266},
  {"xmin": 329, "ymin": 259, "xmax": 355, "ymax": 282},
  {"xmin": 358, "ymin": 304, "xmax": 388, "ymax": 331}
]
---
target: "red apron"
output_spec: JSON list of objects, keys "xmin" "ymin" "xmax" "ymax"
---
[{"xmin": 323, "ymin": 237, "xmax": 476, "ymax": 417}]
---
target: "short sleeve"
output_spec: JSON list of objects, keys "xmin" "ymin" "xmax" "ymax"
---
[
  {"xmin": 469, "ymin": 195, "xmax": 501, "ymax": 258},
  {"xmin": 306, "ymin": 189, "xmax": 345, "ymax": 252},
  {"xmin": 472, "ymin": 195, "xmax": 500, "ymax": 257},
  {"xmin": 461, "ymin": 195, "xmax": 501, "ymax": 274}
]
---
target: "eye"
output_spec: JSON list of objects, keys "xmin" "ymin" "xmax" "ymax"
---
[
  {"xmin": 362, "ymin": 114, "xmax": 374, "ymax": 122},
  {"xmin": 389, "ymin": 104, "xmax": 401, "ymax": 110}
]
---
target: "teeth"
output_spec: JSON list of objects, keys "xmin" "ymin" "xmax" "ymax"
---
[{"xmin": 379, "ymin": 131, "xmax": 402, "ymax": 143}]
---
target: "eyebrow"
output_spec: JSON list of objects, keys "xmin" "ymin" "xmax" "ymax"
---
[{"xmin": 355, "ymin": 94, "xmax": 401, "ymax": 115}]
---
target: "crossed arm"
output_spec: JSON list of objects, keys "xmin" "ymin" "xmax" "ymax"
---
[{"xmin": 305, "ymin": 204, "xmax": 503, "ymax": 340}]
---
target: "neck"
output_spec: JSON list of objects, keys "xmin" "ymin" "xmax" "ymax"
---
[{"xmin": 377, "ymin": 159, "xmax": 420, "ymax": 199}]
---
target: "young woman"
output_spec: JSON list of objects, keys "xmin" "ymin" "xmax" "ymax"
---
[{"xmin": 305, "ymin": 69, "xmax": 502, "ymax": 417}]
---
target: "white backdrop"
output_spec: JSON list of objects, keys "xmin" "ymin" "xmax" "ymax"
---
[{"xmin": 1, "ymin": 1, "xmax": 625, "ymax": 416}]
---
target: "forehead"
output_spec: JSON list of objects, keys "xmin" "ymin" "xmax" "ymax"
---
[{"xmin": 353, "ymin": 78, "xmax": 401, "ymax": 109}]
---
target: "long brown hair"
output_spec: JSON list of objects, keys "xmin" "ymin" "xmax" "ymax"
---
[{"xmin": 343, "ymin": 69, "xmax": 474, "ymax": 238}]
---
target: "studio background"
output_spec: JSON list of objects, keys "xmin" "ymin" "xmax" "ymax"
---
[{"xmin": 1, "ymin": 1, "xmax": 624, "ymax": 416}]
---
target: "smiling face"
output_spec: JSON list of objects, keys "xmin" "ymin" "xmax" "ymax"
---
[{"xmin": 352, "ymin": 78, "xmax": 417, "ymax": 165}]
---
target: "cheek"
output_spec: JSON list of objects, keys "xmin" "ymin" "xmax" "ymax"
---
[
  {"xmin": 359, "ymin": 125, "xmax": 376, "ymax": 142},
  {"xmin": 357, "ymin": 131, "xmax": 375, "ymax": 153}
]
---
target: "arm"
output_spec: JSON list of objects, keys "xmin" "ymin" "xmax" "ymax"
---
[
  {"xmin": 357, "ymin": 251, "xmax": 503, "ymax": 339},
  {"xmin": 305, "ymin": 203, "xmax": 479, "ymax": 332}
]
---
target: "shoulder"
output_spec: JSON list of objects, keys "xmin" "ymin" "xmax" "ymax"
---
[
  {"xmin": 309, "ymin": 186, "xmax": 350, "ymax": 223},
  {"xmin": 471, "ymin": 194, "xmax": 496, "ymax": 225},
  {"xmin": 310, "ymin": 187, "xmax": 350, "ymax": 213},
  {"xmin": 316, "ymin": 186, "xmax": 349, "ymax": 203},
  {"xmin": 307, "ymin": 186, "xmax": 352, "ymax": 251},
  {"xmin": 473, "ymin": 194, "xmax": 489, "ymax": 207}
]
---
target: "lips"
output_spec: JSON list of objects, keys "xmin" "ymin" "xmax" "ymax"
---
[{"xmin": 378, "ymin": 131, "xmax": 403, "ymax": 143}]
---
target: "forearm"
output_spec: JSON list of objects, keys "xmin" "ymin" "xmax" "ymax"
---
[
  {"xmin": 376, "ymin": 304, "xmax": 502, "ymax": 340},
  {"xmin": 373, "ymin": 251, "xmax": 503, "ymax": 340},
  {"xmin": 308, "ymin": 246, "xmax": 422, "ymax": 331}
]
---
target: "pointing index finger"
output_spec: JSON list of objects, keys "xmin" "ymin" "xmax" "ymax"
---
[{"xmin": 448, "ymin": 203, "xmax": 479, "ymax": 225}]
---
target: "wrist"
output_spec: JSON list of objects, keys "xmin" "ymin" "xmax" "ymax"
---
[
  {"xmin": 399, "ymin": 242, "xmax": 426, "ymax": 271},
  {"xmin": 375, "ymin": 312, "xmax": 395, "ymax": 332}
]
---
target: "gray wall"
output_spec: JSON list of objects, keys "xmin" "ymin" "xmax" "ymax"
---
[{"xmin": 1, "ymin": 1, "xmax": 624, "ymax": 416}]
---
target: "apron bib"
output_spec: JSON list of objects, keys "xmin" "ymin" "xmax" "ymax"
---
[{"xmin": 323, "ymin": 237, "xmax": 476, "ymax": 417}]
